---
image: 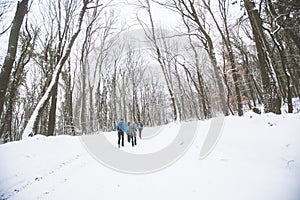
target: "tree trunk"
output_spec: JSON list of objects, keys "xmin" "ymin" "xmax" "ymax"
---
[
  {"xmin": 174, "ymin": 62, "xmax": 186, "ymax": 120},
  {"xmin": 145, "ymin": 0, "xmax": 178, "ymax": 121},
  {"xmin": 265, "ymin": 0, "xmax": 294, "ymax": 113},
  {"xmin": 22, "ymin": 0, "xmax": 90, "ymax": 139},
  {"xmin": 88, "ymin": 81, "xmax": 94, "ymax": 132},
  {"xmin": 244, "ymin": 0, "xmax": 281, "ymax": 114},
  {"xmin": 67, "ymin": 60, "xmax": 75, "ymax": 135},
  {"xmin": 203, "ymin": 0, "xmax": 243, "ymax": 116},
  {"xmin": 0, "ymin": 0, "xmax": 29, "ymax": 119},
  {"xmin": 185, "ymin": 0, "xmax": 229, "ymax": 116},
  {"xmin": 111, "ymin": 62, "xmax": 118, "ymax": 128},
  {"xmin": 0, "ymin": 27, "xmax": 32, "ymax": 140},
  {"xmin": 47, "ymin": 83, "xmax": 58, "ymax": 136},
  {"xmin": 81, "ymin": 66, "xmax": 87, "ymax": 134}
]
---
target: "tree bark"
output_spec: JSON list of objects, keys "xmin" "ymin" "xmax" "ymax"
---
[
  {"xmin": 203, "ymin": 0, "xmax": 243, "ymax": 116},
  {"xmin": 47, "ymin": 83, "xmax": 58, "ymax": 136},
  {"xmin": 143, "ymin": 0, "xmax": 178, "ymax": 121},
  {"xmin": 179, "ymin": 0, "xmax": 229, "ymax": 116},
  {"xmin": 80, "ymin": 63, "xmax": 87, "ymax": 134},
  {"xmin": 265, "ymin": 0, "xmax": 294, "ymax": 113},
  {"xmin": 0, "ymin": 0, "xmax": 29, "ymax": 119},
  {"xmin": 22, "ymin": 0, "xmax": 90, "ymax": 139},
  {"xmin": 244, "ymin": 0, "xmax": 281, "ymax": 114}
]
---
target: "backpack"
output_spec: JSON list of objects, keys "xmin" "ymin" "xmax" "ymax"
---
[
  {"xmin": 138, "ymin": 122, "xmax": 143, "ymax": 128},
  {"xmin": 118, "ymin": 121, "xmax": 124, "ymax": 131}
]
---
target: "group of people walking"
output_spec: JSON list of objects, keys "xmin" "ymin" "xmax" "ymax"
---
[{"xmin": 116, "ymin": 119, "xmax": 143, "ymax": 148}]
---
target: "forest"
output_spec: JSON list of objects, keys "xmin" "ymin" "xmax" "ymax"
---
[{"xmin": 0, "ymin": 0, "xmax": 299, "ymax": 142}]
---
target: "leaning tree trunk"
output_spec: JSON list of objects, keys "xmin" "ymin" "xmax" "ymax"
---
[
  {"xmin": 0, "ymin": 0, "xmax": 29, "ymax": 119},
  {"xmin": 22, "ymin": 0, "xmax": 90, "ymax": 139}
]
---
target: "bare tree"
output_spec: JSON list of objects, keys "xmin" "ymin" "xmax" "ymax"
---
[
  {"xmin": 60, "ymin": 57, "xmax": 76, "ymax": 135},
  {"xmin": 92, "ymin": 10, "xmax": 121, "ymax": 131},
  {"xmin": 201, "ymin": 0, "xmax": 243, "ymax": 116},
  {"xmin": 244, "ymin": 0, "xmax": 281, "ymax": 114},
  {"xmin": 181, "ymin": 36, "xmax": 211, "ymax": 119},
  {"xmin": 231, "ymin": 26, "xmax": 263, "ymax": 108},
  {"xmin": 0, "ymin": 19, "xmax": 37, "ymax": 142},
  {"xmin": 124, "ymin": 46, "xmax": 146, "ymax": 122},
  {"xmin": 154, "ymin": 0, "xmax": 229, "ymax": 116},
  {"xmin": 263, "ymin": 0, "xmax": 297, "ymax": 113},
  {"xmin": 137, "ymin": 0, "xmax": 179, "ymax": 121},
  {"xmin": 47, "ymin": 0, "xmax": 82, "ymax": 136},
  {"xmin": 79, "ymin": 1, "xmax": 103, "ymax": 134},
  {"xmin": 0, "ymin": 1, "xmax": 14, "ymax": 36},
  {"xmin": 22, "ymin": 0, "xmax": 94, "ymax": 139},
  {"xmin": 0, "ymin": 0, "xmax": 29, "ymax": 121}
]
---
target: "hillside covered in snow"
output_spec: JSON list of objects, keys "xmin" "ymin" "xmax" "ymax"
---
[{"xmin": 0, "ymin": 112, "xmax": 300, "ymax": 200}]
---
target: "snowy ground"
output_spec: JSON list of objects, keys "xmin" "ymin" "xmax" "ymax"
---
[{"xmin": 0, "ymin": 112, "xmax": 300, "ymax": 200}]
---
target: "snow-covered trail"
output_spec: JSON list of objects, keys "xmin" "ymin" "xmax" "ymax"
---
[
  {"xmin": 80, "ymin": 121, "xmax": 199, "ymax": 174},
  {"xmin": 1, "ymin": 113, "xmax": 300, "ymax": 200}
]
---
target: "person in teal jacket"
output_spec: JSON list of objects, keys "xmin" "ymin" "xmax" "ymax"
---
[
  {"xmin": 125, "ymin": 121, "xmax": 131, "ymax": 143},
  {"xmin": 116, "ymin": 119, "xmax": 125, "ymax": 148}
]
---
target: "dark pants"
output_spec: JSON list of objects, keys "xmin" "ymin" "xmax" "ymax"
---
[
  {"xmin": 127, "ymin": 134, "xmax": 131, "ymax": 143},
  {"xmin": 138, "ymin": 128, "xmax": 143, "ymax": 139},
  {"xmin": 118, "ymin": 131, "xmax": 124, "ymax": 147},
  {"xmin": 132, "ymin": 136, "xmax": 137, "ymax": 146}
]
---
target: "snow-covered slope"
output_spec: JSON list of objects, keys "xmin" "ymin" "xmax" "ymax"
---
[{"xmin": 0, "ymin": 112, "xmax": 300, "ymax": 200}]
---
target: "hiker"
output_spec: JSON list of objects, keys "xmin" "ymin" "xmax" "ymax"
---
[
  {"xmin": 137, "ymin": 121, "xmax": 143, "ymax": 139},
  {"xmin": 116, "ymin": 119, "xmax": 125, "ymax": 148},
  {"xmin": 126, "ymin": 121, "xmax": 131, "ymax": 143},
  {"xmin": 130, "ymin": 121, "xmax": 137, "ymax": 147}
]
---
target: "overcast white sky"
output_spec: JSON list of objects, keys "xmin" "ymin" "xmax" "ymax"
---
[{"xmin": 0, "ymin": 0, "xmax": 244, "ymax": 67}]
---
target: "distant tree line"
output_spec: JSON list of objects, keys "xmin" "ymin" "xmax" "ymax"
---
[{"xmin": 0, "ymin": 0, "xmax": 299, "ymax": 142}]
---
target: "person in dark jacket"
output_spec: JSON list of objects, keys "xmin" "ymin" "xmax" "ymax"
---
[
  {"xmin": 116, "ymin": 119, "xmax": 125, "ymax": 148},
  {"xmin": 137, "ymin": 121, "xmax": 143, "ymax": 139}
]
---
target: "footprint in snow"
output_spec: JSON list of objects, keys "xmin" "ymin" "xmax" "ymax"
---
[{"xmin": 267, "ymin": 122, "xmax": 277, "ymax": 126}]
